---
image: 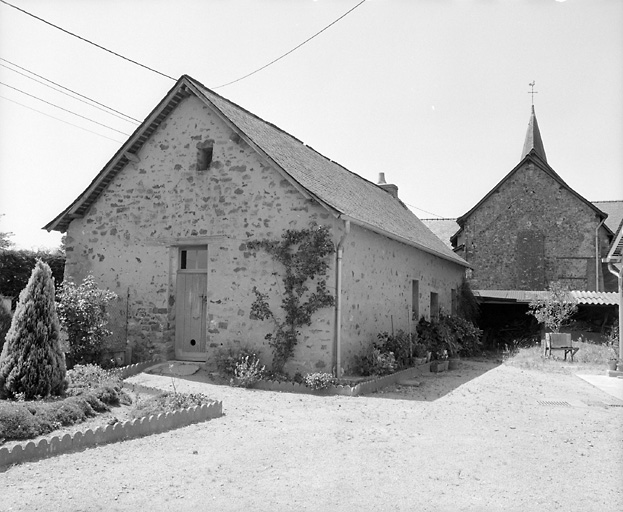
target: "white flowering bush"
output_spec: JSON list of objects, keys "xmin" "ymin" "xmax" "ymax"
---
[
  {"xmin": 303, "ymin": 372, "xmax": 336, "ymax": 390},
  {"xmin": 56, "ymin": 275, "xmax": 117, "ymax": 365},
  {"xmin": 231, "ymin": 354, "xmax": 265, "ymax": 388}
]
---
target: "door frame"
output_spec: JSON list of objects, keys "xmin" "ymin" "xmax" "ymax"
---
[{"xmin": 173, "ymin": 244, "xmax": 208, "ymax": 361}]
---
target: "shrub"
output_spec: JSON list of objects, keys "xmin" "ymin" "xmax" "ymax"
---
[
  {"xmin": 215, "ymin": 346, "xmax": 260, "ymax": 376},
  {"xmin": 231, "ymin": 354, "xmax": 265, "ymax": 388},
  {"xmin": 416, "ymin": 314, "xmax": 482, "ymax": 359},
  {"xmin": 65, "ymin": 363, "xmax": 129, "ymax": 406},
  {"xmin": 440, "ymin": 313, "xmax": 483, "ymax": 357},
  {"xmin": 303, "ymin": 372, "xmax": 336, "ymax": 390},
  {"xmin": 0, "ymin": 393, "xmax": 106, "ymax": 441},
  {"xmin": 56, "ymin": 275, "xmax": 117, "ymax": 366},
  {"xmin": 375, "ymin": 330, "xmax": 414, "ymax": 369},
  {"xmin": 131, "ymin": 391, "xmax": 214, "ymax": 418},
  {"xmin": 0, "ymin": 260, "xmax": 68, "ymax": 399}
]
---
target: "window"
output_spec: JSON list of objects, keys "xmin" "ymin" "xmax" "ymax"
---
[
  {"xmin": 197, "ymin": 146, "xmax": 213, "ymax": 171},
  {"xmin": 411, "ymin": 280, "xmax": 419, "ymax": 321},
  {"xmin": 179, "ymin": 248, "xmax": 207, "ymax": 270},
  {"xmin": 196, "ymin": 139, "xmax": 214, "ymax": 171},
  {"xmin": 430, "ymin": 292, "xmax": 439, "ymax": 320}
]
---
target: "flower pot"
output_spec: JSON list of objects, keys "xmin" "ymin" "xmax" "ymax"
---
[
  {"xmin": 608, "ymin": 360, "xmax": 618, "ymax": 371},
  {"xmin": 430, "ymin": 360, "xmax": 448, "ymax": 373},
  {"xmin": 413, "ymin": 357, "xmax": 427, "ymax": 365},
  {"xmin": 448, "ymin": 358, "xmax": 460, "ymax": 370}
]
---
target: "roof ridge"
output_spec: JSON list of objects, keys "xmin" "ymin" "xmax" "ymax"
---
[
  {"xmin": 184, "ymin": 75, "xmax": 308, "ymax": 146},
  {"xmin": 187, "ymin": 76, "xmax": 393, "ymax": 197}
]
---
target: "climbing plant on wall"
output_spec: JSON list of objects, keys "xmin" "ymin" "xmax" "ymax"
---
[{"xmin": 248, "ymin": 224, "xmax": 335, "ymax": 373}]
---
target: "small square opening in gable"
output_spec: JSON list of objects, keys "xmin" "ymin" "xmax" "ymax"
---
[{"xmin": 196, "ymin": 140, "xmax": 214, "ymax": 171}]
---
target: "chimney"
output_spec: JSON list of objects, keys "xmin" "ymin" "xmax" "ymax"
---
[{"xmin": 377, "ymin": 172, "xmax": 398, "ymax": 198}]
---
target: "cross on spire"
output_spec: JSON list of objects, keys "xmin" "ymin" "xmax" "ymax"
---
[{"xmin": 528, "ymin": 81, "xmax": 538, "ymax": 106}]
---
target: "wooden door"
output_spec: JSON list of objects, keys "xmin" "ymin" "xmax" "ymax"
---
[{"xmin": 175, "ymin": 247, "xmax": 208, "ymax": 360}]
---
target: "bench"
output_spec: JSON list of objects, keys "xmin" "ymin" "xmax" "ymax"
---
[{"xmin": 543, "ymin": 333, "xmax": 579, "ymax": 361}]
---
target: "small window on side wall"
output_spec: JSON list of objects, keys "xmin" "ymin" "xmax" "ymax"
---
[
  {"xmin": 411, "ymin": 280, "xmax": 419, "ymax": 321},
  {"xmin": 430, "ymin": 292, "xmax": 439, "ymax": 321}
]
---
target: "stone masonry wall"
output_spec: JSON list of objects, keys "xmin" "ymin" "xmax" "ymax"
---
[
  {"xmin": 339, "ymin": 224, "xmax": 465, "ymax": 372},
  {"xmin": 65, "ymin": 94, "xmax": 341, "ymax": 367},
  {"xmin": 462, "ymin": 160, "xmax": 603, "ymax": 291}
]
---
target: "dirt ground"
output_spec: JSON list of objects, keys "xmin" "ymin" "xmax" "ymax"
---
[{"xmin": 1, "ymin": 360, "xmax": 622, "ymax": 512}]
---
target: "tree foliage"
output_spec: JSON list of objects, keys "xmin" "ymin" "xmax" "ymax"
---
[
  {"xmin": 56, "ymin": 275, "xmax": 117, "ymax": 366},
  {"xmin": 248, "ymin": 224, "xmax": 335, "ymax": 372},
  {"xmin": 0, "ymin": 249, "xmax": 65, "ymax": 307},
  {"xmin": 0, "ymin": 260, "xmax": 68, "ymax": 399},
  {"xmin": 527, "ymin": 281, "xmax": 578, "ymax": 333}
]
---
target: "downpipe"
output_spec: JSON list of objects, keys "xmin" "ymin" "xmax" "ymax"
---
[{"xmin": 335, "ymin": 220, "xmax": 350, "ymax": 378}]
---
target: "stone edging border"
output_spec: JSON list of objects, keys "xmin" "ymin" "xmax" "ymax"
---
[
  {"xmin": 253, "ymin": 362, "xmax": 431, "ymax": 396},
  {"xmin": 0, "ymin": 360, "xmax": 222, "ymax": 470}
]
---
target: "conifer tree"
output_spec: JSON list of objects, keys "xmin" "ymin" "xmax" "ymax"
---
[{"xmin": 0, "ymin": 260, "xmax": 67, "ymax": 399}]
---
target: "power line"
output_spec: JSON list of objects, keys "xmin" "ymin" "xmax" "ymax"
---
[
  {"xmin": 0, "ymin": 59, "xmax": 141, "ymax": 124},
  {"xmin": 0, "ymin": 95, "xmax": 125, "ymax": 143},
  {"xmin": 404, "ymin": 202, "xmax": 446, "ymax": 219},
  {"xmin": 214, "ymin": 0, "xmax": 367, "ymax": 88},
  {"xmin": 0, "ymin": 0, "xmax": 175, "ymax": 81},
  {"xmin": 0, "ymin": 81, "xmax": 131, "ymax": 136}
]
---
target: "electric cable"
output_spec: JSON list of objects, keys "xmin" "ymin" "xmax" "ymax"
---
[
  {"xmin": 214, "ymin": 0, "xmax": 367, "ymax": 88},
  {"xmin": 0, "ymin": 0, "xmax": 175, "ymax": 81},
  {"xmin": 0, "ymin": 81, "xmax": 131, "ymax": 136},
  {"xmin": 0, "ymin": 94, "xmax": 126, "ymax": 143},
  {"xmin": 0, "ymin": 59, "xmax": 140, "ymax": 124}
]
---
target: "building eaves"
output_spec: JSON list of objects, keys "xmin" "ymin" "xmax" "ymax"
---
[{"xmin": 44, "ymin": 75, "xmax": 468, "ymax": 268}]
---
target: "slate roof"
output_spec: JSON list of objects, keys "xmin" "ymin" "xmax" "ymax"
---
[
  {"xmin": 521, "ymin": 106, "xmax": 547, "ymax": 163},
  {"xmin": 420, "ymin": 218, "xmax": 459, "ymax": 249},
  {"xmin": 45, "ymin": 75, "xmax": 468, "ymax": 267},
  {"xmin": 593, "ymin": 200, "xmax": 623, "ymax": 234},
  {"xmin": 473, "ymin": 290, "xmax": 619, "ymax": 306}
]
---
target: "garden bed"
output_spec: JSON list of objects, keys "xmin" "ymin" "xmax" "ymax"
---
[
  {"xmin": 0, "ymin": 360, "xmax": 223, "ymax": 469},
  {"xmin": 251, "ymin": 360, "xmax": 432, "ymax": 396}
]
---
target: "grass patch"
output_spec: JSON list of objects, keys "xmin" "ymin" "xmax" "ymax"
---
[{"xmin": 504, "ymin": 341, "xmax": 613, "ymax": 373}]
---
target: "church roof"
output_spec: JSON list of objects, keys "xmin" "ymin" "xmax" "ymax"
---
[
  {"xmin": 521, "ymin": 106, "xmax": 547, "ymax": 162},
  {"xmin": 44, "ymin": 75, "xmax": 468, "ymax": 267}
]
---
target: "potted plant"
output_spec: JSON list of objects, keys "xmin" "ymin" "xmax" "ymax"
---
[
  {"xmin": 430, "ymin": 350, "xmax": 449, "ymax": 373},
  {"xmin": 413, "ymin": 343, "xmax": 428, "ymax": 365}
]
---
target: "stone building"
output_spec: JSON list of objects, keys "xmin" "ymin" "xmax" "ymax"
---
[
  {"xmin": 450, "ymin": 106, "xmax": 617, "ymax": 292},
  {"xmin": 45, "ymin": 75, "xmax": 468, "ymax": 373}
]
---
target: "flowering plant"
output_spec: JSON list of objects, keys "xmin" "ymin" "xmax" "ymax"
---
[
  {"xmin": 231, "ymin": 354, "xmax": 265, "ymax": 388},
  {"xmin": 303, "ymin": 372, "xmax": 336, "ymax": 390}
]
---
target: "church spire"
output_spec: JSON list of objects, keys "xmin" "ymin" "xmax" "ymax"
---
[{"xmin": 521, "ymin": 104, "xmax": 547, "ymax": 163}]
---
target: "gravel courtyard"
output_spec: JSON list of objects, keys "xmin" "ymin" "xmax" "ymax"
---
[{"xmin": 1, "ymin": 360, "xmax": 622, "ymax": 512}]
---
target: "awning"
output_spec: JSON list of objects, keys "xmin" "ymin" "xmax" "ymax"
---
[{"xmin": 473, "ymin": 290, "xmax": 619, "ymax": 306}]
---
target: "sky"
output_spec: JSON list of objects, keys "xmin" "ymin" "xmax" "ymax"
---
[{"xmin": 0, "ymin": 0, "xmax": 621, "ymax": 250}]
